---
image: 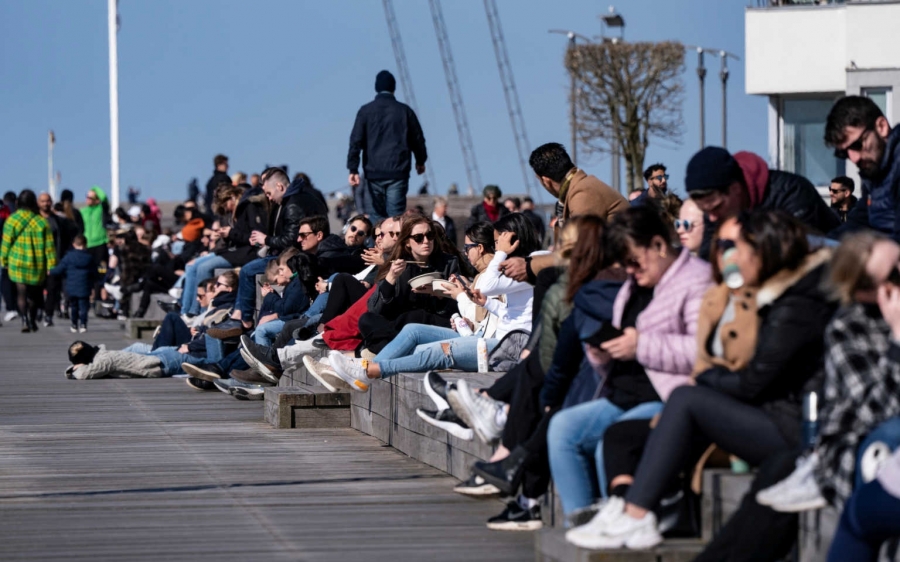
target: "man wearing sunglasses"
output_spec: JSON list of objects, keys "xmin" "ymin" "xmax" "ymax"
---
[
  {"xmin": 829, "ymin": 176, "xmax": 858, "ymax": 224},
  {"xmin": 685, "ymin": 146, "xmax": 839, "ymax": 260},
  {"xmin": 631, "ymin": 163, "xmax": 669, "ymax": 206},
  {"xmin": 825, "ymin": 96, "xmax": 899, "ymax": 241}
]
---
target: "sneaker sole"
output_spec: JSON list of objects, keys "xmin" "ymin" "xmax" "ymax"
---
[
  {"xmin": 447, "ymin": 383, "xmax": 500, "ymax": 444},
  {"xmin": 486, "ymin": 520, "xmax": 543, "ymax": 531},
  {"xmin": 328, "ymin": 352, "xmax": 369, "ymax": 392},
  {"xmin": 213, "ymin": 380, "xmax": 236, "ymax": 395},
  {"xmin": 769, "ymin": 497, "xmax": 828, "ymax": 513},
  {"xmin": 471, "ymin": 462, "xmax": 516, "ymax": 497},
  {"xmin": 423, "ymin": 371, "xmax": 450, "ymax": 412},
  {"xmin": 239, "ymin": 347, "xmax": 280, "ymax": 384},
  {"xmin": 208, "ymin": 328, "xmax": 244, "ymax": 339},
  {"xmin": 181, "ymin": 363, "xmax": 222, "ymax": 382},
  {"xmin": 233, "ymin": 387, "xmax": 265, "ymax": 400},
  {"xmin": 416, "ymin": 408, "xmax": 474, "ymax": 441},
  {"xmin": 185, "ymin": 378, "xmax": 211, "ymax": 391},
  {"xmin": 453, "ymin": 482, "xmax": 501, "ymax": 497},
  {"xmin": 302, "ymin": 355, "xmax": 350, "ymax": 392}
]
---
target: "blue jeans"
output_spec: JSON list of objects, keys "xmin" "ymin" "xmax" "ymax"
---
[
  {"xmin": 181, "ymin": 253, "xmax": 231, "ymax": 315},
  {"xmin": 366, "ymin": 177, "xmax": 409, "ymax": 222},
  {"xmin": 253, "ymin": 319, "xmax": 285, "ymax": 345},
  {"xmin": 237, "ymin": 256, "xmax": 276, "ymax": 322},
  {"xmin": 152, "ymin": 312, "xmax": 192, "ymax": 350},
  {"xmin": 122, "ymin": 342, "xmax": 153, "ymax": 354},
  {"xmin": 148, "ymin": 346, "xmax": 206, "ymax": 376},
  {"xmin": 376, "ymin": 336, "xmax": 498, "ymax": 378},
  {"xmin": 374, "ymin": 324, "xmax": 460, "ymax": 362},
  {"xmin": 69, "ymin": 296, "xmax": 90, "ymax": 328},
  {"xmin": 828, "ymin": 478, "xmax": 900, "ymax": 562},
  {"xmin": 856, "ymin": 416, "xmax": 900, "ymax": 488},
  {"xmin": 547, "ymin": 398, "xmax": 665, "ymax": 515}
]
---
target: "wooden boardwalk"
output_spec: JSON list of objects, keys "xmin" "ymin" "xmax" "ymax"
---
[{"xmin": 0, "ymin": 319, "xmax": 533, "ymax": 561}]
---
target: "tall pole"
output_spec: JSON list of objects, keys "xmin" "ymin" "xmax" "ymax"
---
[
  {"xmin": 108, "ymin": 0, "xmax": 120, "ymax": 210},
  {"xmin": 697, "ymin": 48, "xmax": 706, "ymax": 149},
  {"xmin": 720, "ymin": 52, "xmax": 729, "ymax": 148},
  {"xmin": 47, "ymin": 131, "xmax": 55, "ymax": 200},
  {"xmin": 568, "ymin": 34, "xmax": 577, "ymax": 167}
]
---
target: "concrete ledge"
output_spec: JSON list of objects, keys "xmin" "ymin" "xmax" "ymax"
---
[
  {"xmin": 350, "ymin": 371, "xmax": 503, "ymax": 480},
  {"xmin": 535, "ymin": 529, "xmax": 704, "ymax": 562},
  {"xmin": 264, "ymin": 386, "xmax": 350, "ymax": 429},
  {"xmin": 125, "ymin": 318, "xmax": 161, "ymax": 339}
]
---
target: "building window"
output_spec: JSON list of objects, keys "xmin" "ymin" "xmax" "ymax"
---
[
  {"xmin": 782, "ymin": 98, "xmax": 843, "ymax": 187},
  {"xmin": 863, "ymin": 87, "xmax": 892, "ymax": 119}
]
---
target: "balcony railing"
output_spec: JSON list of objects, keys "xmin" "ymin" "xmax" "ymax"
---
[{"xmin": 756, "ymin": 0, "xmax": 895, "ymax": 6}]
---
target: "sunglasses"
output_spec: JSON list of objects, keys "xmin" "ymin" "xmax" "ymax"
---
[
  {"xmin": 829, "ymin": 188, "xmax": 849, "ymax": 195},
  {"xmin": 409, "ymin": 231, "xmax": 435, "ymax": 244},
  {"xmin": 215, "ymin": 281, "xmax": 229, "ymax": 288},
  {"xmin": 716, "ymin": 239, "xmax": 736, "ymax": 252},
  {"xmin": 349, "ymin": 225, "xmax": 368, "ymax": 237},
  {"xmin": 673, "ymin": 219, "xmax": 694, "ymax": 231},
  {"xmin": 834, "ymin": 127, "xmax": 871, "ymax": 160},
  {"xmin": 382, "ymin": 231, "xmax": 400, "ymax": 238},
  {"xmin": 463, "ymin": 242, "xmax": 480, "ymax": 252},
  {"xmin": 651, "ymin": 174, "xmax": 670, "ymax": 181},
  {"xmin": 298, "ymin": 231, "xmax": 314, "ymax": 239}
]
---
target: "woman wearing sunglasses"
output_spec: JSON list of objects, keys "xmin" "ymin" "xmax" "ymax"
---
[{"xmin": 674, "ymin": 198, "xmax": 704, "ymax": 256}]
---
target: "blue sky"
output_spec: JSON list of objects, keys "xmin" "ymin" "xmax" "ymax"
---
[{"xmin": 0, "ymin": 0, "xmax": 766, "ymax": 204}]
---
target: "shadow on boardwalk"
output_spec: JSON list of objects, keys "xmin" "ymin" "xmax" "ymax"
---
[{"xmin": 0, "ymin": 319, "xmax": 533, "ymax": 561}]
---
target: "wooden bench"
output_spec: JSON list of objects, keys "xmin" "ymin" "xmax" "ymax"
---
[
  {"xmin": 350, "ymin": 371, "xmax": 502, "ymax": 481},
  {"xmin": 264, "ymin": 385, "xmax": 351, "ymax": 429}
]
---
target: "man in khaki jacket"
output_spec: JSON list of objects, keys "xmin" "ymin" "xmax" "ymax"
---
[{"xmin": 501, "ymin": 142, "xmax": 627, "ymax": 282}]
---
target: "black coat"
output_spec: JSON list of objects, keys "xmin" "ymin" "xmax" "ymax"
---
[
  {"xmin": 465, "ymin": 202, "xmax": 510, "ymax": 230},
  {"xmin": 696, "ymin": 250, "xmax": 836, "ymax": 445},
  {"xmin": 347, "ymin": 93, "xmax": 427, "ymax": 181},
  {"xmin": 311, "ymin": 234, "xmax": 365, "ymax": 278},
  {"xmin": 205, "ymin": 170, "xmax": 231, "ymax": 209},
  {"xmin": 218, "ymin": 188, "xmax": 269, "ymax": 267},
  {"xmin": 435, "ymin": 216, "xmax": 458, "ymax": 248},
  {"xmin": 367, "ymin": 253, "xmax": 461, "ymax": 321},
  {"xmin": 266, "ymin": 176, "xmax": 329, "ymax": 255},
  {"xmin": 49, "ymin": 249, "xmax": 97, "ymax": 298}
]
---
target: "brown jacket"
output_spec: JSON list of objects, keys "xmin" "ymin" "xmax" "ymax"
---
[
  {"xmin": 692, "ymin": 284, "xmax": 759, "ymax": 377},
  {"xmin": 562, "ymin": 169, "xmax": 628, "ymax": 221}
]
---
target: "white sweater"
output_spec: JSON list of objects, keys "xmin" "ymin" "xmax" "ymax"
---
[{"xmin": 476, "ymin": 250, "xmax": 547, "ymax": 339}]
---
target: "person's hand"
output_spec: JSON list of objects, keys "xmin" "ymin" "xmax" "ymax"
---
[
  {"xmin": 601, "ymin": 327, "xmax": 638, "ymax": 361},
  {"xmin": 362, "ymin": 248, "xmax": 384, "ymax": 266},
  {"xmin": 190, "ymin": 327, "xmax": 198, "ymax": 337},
  {"xmin": 361, "ymin": 281, "xmax": 371, "ymax": 289},
  {"xmin": 499, "ymin": 257, "xmax": 527, "ymax": 282},
  {"xmin": 496, "ymin": 231, "xmax": 520, "ymax": 255},
  {"xmin": 187, "ymin": 259, "xmax": 196, "ymax": 266},
  {"xmin": 178, "ymin": 344, "xmax": 189, "ymax": 354},
  {"xmin": 440, "ymin": 280, "xmax": 464, "ymax": 300},
  {"xmin": 219, "ymin": 226, "xmax": 231, "ymax": 238},
  {"xmin": 349, "ymin": 173, "xmax": 361, "ymax": 187},
  {"xmin": 584, "ymin": 343, "xmax": 612, "ymax": 365},
  {"xmin": 469, "ymin": 288, "xmax": 488, "ymax": 307},
  {"xmin": 878, "ymin": 284, "xmax": 900, "ymax": 340},
  {"xmin": 412, "ymin": 284, "xmax": 435, "ymax": 296},
  {"xmin": 315, "ymin": 277, "xmax": 329, "ymax": 294},
  {"xmin": 386, "ymin": 259, "xmax": 406, "ymax": 285},
  {"xmin": 416, "ymin": 164, "xmax": 426, "ymax": 176},
  {"xmin": 260, "ymin": 284, "xmax": 272, "ymax": 296},
  {"xmin": 249, "ymin": 230, "xmax": 267, "ymax": 246}
]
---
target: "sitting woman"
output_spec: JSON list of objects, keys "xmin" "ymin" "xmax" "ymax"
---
[
  {"xmin": 566, "ymin": 210, "xmax": 835, "ymax": 551},
  {"xmin": 328, "ymin": 213, "xmax": 543, "ymax": 392},
  {"xmin": 546, "ymin": 205, "xmax": 713, "ymax": 521}
]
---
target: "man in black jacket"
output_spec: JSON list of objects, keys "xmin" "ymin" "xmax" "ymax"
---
[
  {"xmin": 205, "ymin": 154, "xmax": 230, "ymax": 214},
  {"xmin": 347, "ymin": 70, "xmax": 427, "ymax": 222},
  {"xmin": 829, "ymin": 175, "xmax": 858, "ymax": 223},
  {"xmin": 685, "ymin": 146, "xmax": 840, "ymax": 259}
]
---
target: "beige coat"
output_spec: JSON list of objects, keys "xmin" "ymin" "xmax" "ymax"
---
[{"xmin": 562, "ymin": 169, "xmax": 628, "ymax": 221}]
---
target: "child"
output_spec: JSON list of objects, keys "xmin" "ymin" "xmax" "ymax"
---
[
  {"xmin": 253, "ymin": 254, "xmax": 315, "ymax": 345},
  {"xmin": 50, "ymin": 235, "xmax": 98, "ymax": 333}
]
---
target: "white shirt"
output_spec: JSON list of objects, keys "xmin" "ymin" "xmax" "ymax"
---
[{"xmin": 476, "ymin": 250, "xmax": 549, "ymax": 339}]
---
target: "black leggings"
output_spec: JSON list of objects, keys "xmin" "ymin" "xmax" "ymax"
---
[
  {"xmin": 16, "ymin": 283, "xmax": 44, "ymax": 325},
  {"xmin": 625, "ymin": 386, "xmax": 792, "ymax": 511},
  {"xmin": 320, "ymin": 274, "xmax": 368, "ymax": 326},
  {"xmin": 359, "ymin": 309, "xmax": 451, "ymax": 354}
]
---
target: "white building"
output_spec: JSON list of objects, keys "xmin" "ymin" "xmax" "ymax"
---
[{"xmin": 746, "ymin": 0, "xmax": 900, "ymax": 192}]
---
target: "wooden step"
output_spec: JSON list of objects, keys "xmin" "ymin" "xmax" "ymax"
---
[
  {"xmin": 264, "ymin": 385, "xmax": 350, "ymax": 429},
  {"xmin": 535, "ymin": 529, "xmax": 704, "ymax": 562}
]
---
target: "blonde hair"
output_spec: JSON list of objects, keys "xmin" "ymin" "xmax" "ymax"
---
[{"xmin": 828, "ymin": 231, "xmax": 889, "ymax": 305}]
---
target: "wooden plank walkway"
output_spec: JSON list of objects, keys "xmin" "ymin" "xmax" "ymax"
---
[{"xmin": 0, "ymin": 319, "xmax": 533, "ymax": 561}]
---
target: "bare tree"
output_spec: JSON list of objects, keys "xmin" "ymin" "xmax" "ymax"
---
[{"xmin": 566, "ymin": 41, "xmax": 685, "ymax": 192}]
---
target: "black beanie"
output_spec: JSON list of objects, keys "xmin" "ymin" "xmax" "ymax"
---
[
  {"xmin": 375, "ymin": 70, "xmax": 396, "ymax": 93},
  {"xmin": 61, "ymin": 189, "xmax": 74, "ymax": 203},
  {"xmin": 684, "ymin": 146, "xmax": 742, "ymax": 195},
  {"xmin": 68, "ymin": 341, "xmax": 100, "ymax": 365}
]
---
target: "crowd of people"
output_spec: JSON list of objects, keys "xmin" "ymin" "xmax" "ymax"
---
[{"xmin": 4, "ymin": 76, "xmax": 900, "ymax": 560}]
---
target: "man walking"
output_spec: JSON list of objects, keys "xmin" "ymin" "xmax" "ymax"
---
[
  {"xmin": 829, "ymin": 176, "xmax": 858, "ymax": 223},
  {"xmin": 347, "ymin": 70, "xmax": 427, "ymax": 222},
  {"xmin": 205, "ymin": 154, "xmax": 230, "ymax": 214}
]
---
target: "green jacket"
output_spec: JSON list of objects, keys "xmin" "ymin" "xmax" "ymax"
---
[
  {"xmin": 539, "ymin": 272, "xmax": 572, "ymax": 374},
  {"xmin": 1, "ymin": 209, "xmax": 57, "ymax": 285},
  {"xmin": 79, "ymin": 186, "xmax": 108, "ymax": 249}
]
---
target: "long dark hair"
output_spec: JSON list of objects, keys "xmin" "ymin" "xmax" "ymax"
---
[
  {"xmin": 286, "ymin": 253, "xmax": 318, "ymax": 296},
  {"xmin": 607, "ymin": 205, "xmax": 674, "ymax": 264},
  {"xmin": 16, "ymin": 189, "xmax": 38, "ymax": 214},
  {"xmin": 494, "ymin": 212, "xmax": 541, "ymax": 258},
  {"xmin": 738, "ymin": 209, "xmax": 809, "ymax": 285},
  {"xmin": 465, "ymin": 221, "xmax": 496, "ymax": 254},
  {"xmin": 377, "ymin": 215, "xmax": 436, "ymax": 281},
  {"xmin": 565, "ymin": 215, "xmax": 610, "ymax": 303}
]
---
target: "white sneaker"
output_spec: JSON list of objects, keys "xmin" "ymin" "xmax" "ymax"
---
[
  {"xmin": 302, "ymin": 355, "xmax": 350, "ymax": 393},
  {"xmin": 446, "ymin": 379, "xmax": 505, "ymax": 444},
  {"xmin": 70, "ymin": 326, "xmax": 78, "ymax": 333},
  {"xmin": 104, "ymin": 283, "xmax": 123, "ymax": 302},
  {"xmin": 4, "ymin": 311, "xmax": 18, "ymax": 322},
  {"xmin": 567, "ymin": 501, "xmax": 662, "ymax": 550},
  {"xmin": 566, "ymin": 496, "xmax": 624, "ymax": 541},
  {"xmin": 757, "ymin": 452, "xmax": 826, "ymax": 512},
  {"xmin": 79, "ymin": 327, "xmax": 87, "ymax": 334},
  {"xmin": 327, "ymin": 350, "xmax": 371, "ymax": 392},
  {"xmin": 168, "ymin": 287, "xmax": 183, "ymax": 300}
]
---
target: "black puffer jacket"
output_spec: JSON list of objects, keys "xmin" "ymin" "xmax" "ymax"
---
[
  {"xmin": 218, "ymin": 188, "xmax": 269, "ymax": 267},
  {"xmin": 367, "ymin": 253, "xmax": 460, "ymax": 321},
  {"xmin": 696, "ymin": 249, "xmax": 836, "ymax": 445},
  {"xmin": 311, "ymin": 234, "xmax": 365, "ymax": 278},
  {"xmin": 347, "ymin": 93, "xmax": 427, "ymax": 180},
  {"xmin": 266, "ymin": 176, "xmax": 328, "ymax": 255}
]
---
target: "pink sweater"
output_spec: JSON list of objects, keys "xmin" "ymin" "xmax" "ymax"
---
[{"xmin": 610, "ymin": 248, "xmax": 712, "ymax": 401}]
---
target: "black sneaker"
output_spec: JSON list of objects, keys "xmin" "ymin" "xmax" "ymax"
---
[
  {"xmin": 453, "ymin": 474, "xmax": 501, "ymax": 497},
  {"xmin": 231, "ymin": 382, "xmax": 266, "ymax": 401},
  {"xmin": 185, "ymin": 377, "xmax": 215, "ymax": 391},
  {"xmin": 423, "ymin": 371, "xmax": 450, "ymax": 411},
  {"xmin": 238, "ymin": 338, "xmax": 282, "ymax": 383},
  {"xmin": 416, "ymin": 408, "xmax": 474, "ymax": 441},
  {"xmin": 181, "ymin": 362, "xmax": 226, "ymax": 382},
  {"xmin": 157, "ymin": 299, "xmax": 181, "ymax": 314},
  {"xmin": 486, "ymin": 501, "xmax": 542, "ymax": 531},
  {"xmin": 471, "ymin": 447, "xmax": 528, "ymax": 497}
]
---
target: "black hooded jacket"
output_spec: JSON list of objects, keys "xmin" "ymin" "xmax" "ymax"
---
[{"xmin": 266, "ymin": 176, "xmax": 329, "ymax": 255}]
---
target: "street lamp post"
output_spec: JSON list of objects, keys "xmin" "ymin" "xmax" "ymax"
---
[
  {"xmin": 696, "ymin": 47, "xmax": 706, "ymax": 149},
  {"xmin": 108, "ymin": 0, "xmax": 120, "ymax": 210},
  {"xmin": 601, "ymin": 6, "xmax": 625, "ymax": 193},
  {"xmin": 549, "ymin": 30, "xmax": 592, "ymax": 168}
]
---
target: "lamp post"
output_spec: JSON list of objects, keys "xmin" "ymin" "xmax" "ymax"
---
[
  {"xmin": 108, "ymin": 0, "xmax": 120, "ymax": 210},
  {"xmin": 718, "ymin": 50, "xmax": 740, "ymax": 149},
  {"xmin": 549, "ymin": 30, "xmax": 591, "ymax": 168},
  {"xmin": 601, "ymin": 6, "xmax": 625, "ymax": 193}
]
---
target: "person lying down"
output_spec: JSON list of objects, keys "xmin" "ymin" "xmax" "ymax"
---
[{"xmin": 65, "ymin": 341, "xmax": 165, "ymax": 380}]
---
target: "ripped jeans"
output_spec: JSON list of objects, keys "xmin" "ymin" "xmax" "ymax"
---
[{"xmin": 375, "ymin": 336, "xmax": 499, "ymax": 378}]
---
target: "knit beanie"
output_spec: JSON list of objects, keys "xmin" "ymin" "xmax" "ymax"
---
[
  {"xmin": 685, "ymin": 146, "xmax": 742, "ymax": 195},
  {"xmin": 375, "ymin": 70, "xmax": 396, "ymax": 93},
  {"xmin": 68, "ymin": 341, "xmax": 100, "ymax": 365}
]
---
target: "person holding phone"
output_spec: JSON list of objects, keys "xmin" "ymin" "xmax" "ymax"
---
[{"xmin": 547, "ymin": 205, "xmax": 713, "ymax": 520}]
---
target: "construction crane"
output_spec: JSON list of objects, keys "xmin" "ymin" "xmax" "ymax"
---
[
  {"xmin": 428, "ymin": 0, "xmax": 483, "ymax": 194},
  {"xmin": 483, "ymin": 0, "xmax": 538, "ymax": 200},
  {"xmin": 381, "ymin": 0, "xmax": 437, "ymax": 193}
]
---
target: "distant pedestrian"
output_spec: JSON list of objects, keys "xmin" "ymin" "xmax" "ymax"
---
[
  {"xmin": 205, "ymin": 154, "xmax": 230, "ymax": 214},
  {"xmin": 187, "ymin": 178, "xmax": 200, "ymax": 204},
  {"xmin": 432, "ymin": 196, "xmax": 457, "ymax": 247},
  {"xmin": 466, "ymin": 185, "xmax": 510, "ymax": 230},
  {"xmin": 347, "ymin": 70, "xmax": 428, "ymax": 222},
  {"xmin": 520, "ymin": 196, "xmax": 545, "ymax": 243},
  {"xmin": 829, "ymin": 176, "xmax": 858, "ymax": 223},
  {"xmin": 127, "ymin": 186, "xmax": 140, "ymax": 205},
  {"xmin": 49, "ymin": 235, "xmax": 96, "ymax": 333}
]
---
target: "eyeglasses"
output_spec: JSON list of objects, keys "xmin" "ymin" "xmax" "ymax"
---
[
  {"xmin": 673, "ymin": 219, "xmax": 694, "ymax": 231},
  {"xmin": 651, "ymin": 174, "xmax": 670, "ymax": 181},
  {"xmin": 349, "ymin": 225, "xmax": 368, "ymax": 237},
  {"xmin": 215, "ymin": 281, "xmax": 229, "ymax": 288},
  {"xmin": 298, "ymin": 231, "xmax": 314, "ymax": 239},
  {"xmin": 716, "ymin": 239, "xmax": 736, "ymax": 252},
  {"xmin": 409, "ymin": 231, "xmax": 435, "ymax": 244},
  {"xmin": 381, "ymin": 231, "xmax": 400, "ymax": 238},
  {"xmin": 463, "ymin": 242, "xmax": 480, "ymax": 252},
  {"xmin": 829, "ymin": 188, "xmax": 849, "ymax": 195},
  {"xmin": 834, "ymin": 127, "xmax": 872, "ymax": 160},
  {"xmin": 196, "ymin": 292, "xmax": 206, "ymax": 299}
]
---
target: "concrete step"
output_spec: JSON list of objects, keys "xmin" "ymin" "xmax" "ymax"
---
[
  {"xmin": 264, "ymin": 384, "xmax": 351, "ymax": 429},
  {"xmin": 535, "ymin": 529, "xmax": 704, "ymax": 562}
]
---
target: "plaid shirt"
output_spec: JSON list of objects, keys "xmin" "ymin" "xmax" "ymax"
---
[
  {"xmin": 0, "ymin": 209, "xmax": 57, "ymax": 285},
  {"xmin": 814, "ymin": 303, "xmax": 900, "ymax": 508}
]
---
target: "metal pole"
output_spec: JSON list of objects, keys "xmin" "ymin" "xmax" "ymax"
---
[
  {"xmin": 697, "ymin": 48, "xmax": 706, "ymax": 149},
  {"xmin": 108, "ymin": 0, "xmax": 120, "ymax": 210},
  {"xmin": 48, "ymin": 132, "xmax": 55, "ymax": 200},
  {"xmin": 569, "ymin": 34, "xmax": 577, "ymax": 167},
  {"xmin": 720, "ymin": 52, "xmax": 729, "ymax": 149}
]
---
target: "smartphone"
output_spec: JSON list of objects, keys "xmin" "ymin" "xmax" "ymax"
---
[
  {"xmin": 455, "ymin": 275, "xmax": 476, "ymax": 298},
  {"xmin": 585, "ymin": 323, "xmax": 624, "ymax": 347},
  {"xmin": 257, "ymin": 277, "xmax": 269, "ymax": 288}
]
